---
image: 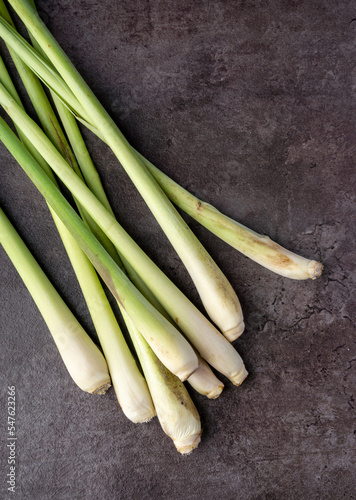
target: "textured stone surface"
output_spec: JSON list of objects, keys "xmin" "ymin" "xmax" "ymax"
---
[{"xmin": 0, "ymin": 1, "xmax": 355, "ymax": 499}]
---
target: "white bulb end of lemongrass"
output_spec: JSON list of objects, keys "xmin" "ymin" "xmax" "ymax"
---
[
  {"xmin": 230, "ymin": 365, "xmax": 249, "ymax": 386},
  {"xmin": 224, "ymin": 319, "xmax": 245, "ymax": 342},
  {"xmin": 187, "ymin": 355, "xmax": 224, "ymax": 398},
  {"xmin": 60, "ymin": 343, "xmax": 111, "ymax": 394},
  {"xmin": 174, "ymin": 431, "xmax": 202, "ymax": 455},
  {"xmin": 206, "ymin": 385, "xmax": 224, "ymax": 399},
  {"xmin": 116, "ymin": 402, "xmax": 156, "ymax": 424},
  {"xmin": 308, "ymin": 260, "xmax": 323, "ymax": 279},
  {"xmin": 188, "ymin": 264, "xmax": 244, "ymax": 342}
]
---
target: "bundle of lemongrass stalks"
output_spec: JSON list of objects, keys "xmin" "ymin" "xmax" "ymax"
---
[{"xmin": 0, "ymin": 0, "xmax": 322, "ymax": 454}]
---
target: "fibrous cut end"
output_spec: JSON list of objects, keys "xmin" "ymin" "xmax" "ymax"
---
[
  {"xmin": 308, "ymin": 260, "xmax": 323, "ymax": 280},
  {"xmin": 174, "ymin": 431, "xmax": 202, "ymax": 455},
  {"xmin": 206, "ymin": 383, "xmax": 224, "ymax": 399},
  {"xmin": 230, "ymin": 366, "xmax": 249, "ymax": 386}
]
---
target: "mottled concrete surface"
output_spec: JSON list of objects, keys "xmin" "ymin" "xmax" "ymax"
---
[{"xmin": 0, "ymin": 1, "xmax": 355, "ymax": 499}]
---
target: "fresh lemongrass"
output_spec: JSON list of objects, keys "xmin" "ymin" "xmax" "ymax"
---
[
  {"xmin": 128, "ymin": 321, "xmax": 202, "ymax": 454},
  {"xmin": 59, "ymin": 227, "xmax": 155, "ymax": 422},
  {"xmin": 0, "ymin": 41, "xmax": 155, "ymax": 422},
  {"xmin": 0, "ymin": 117, "xmax": 199, "ymax": 381},
  {"xmin": 0, "ymin": 18, "xmax": 214, "ymax": 404},
  {"xmin": 0, "ymin": 87, "xmax": 247, "ymax": 385},
  {"xmin": 0, "ymin": 21, "xmax": 210, "ymax": 404},
  {"xmin": 0, "ymin": 7, "xmax": 322, "ymax": 284},
  {"xmin": 26, "ymin": 0, "xmax": 322, "ymax": 283},
  {"xmin": 0, "ymin": 6, "xmax": 121, "ymax": 267},
  {"xmin": 0, "ymin": 4, "xmax": 244, "ymax": 340},
  {"xmin": 137, "ymin": 152, "xmax": 323, "ymax": 280},
  {"xmin": 187, "ymin": 354, "xmax": 224, "ymax": 399},
  {"xmin": 0, "ymin": 206, "xmax": 111, "ymax": 394}
]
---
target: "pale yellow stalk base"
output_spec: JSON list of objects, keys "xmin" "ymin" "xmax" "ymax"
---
[
  {"xmin": 224, "ymin": 321, "xmax": 245, "ymax": 342},
  {"xmin": 174, "ymin": 432, "xmax": 202, "ymax": 455},
  {"xmin": 129, "ymin": 324, "xmax": 201, "ymax": 454},
  {"xmin": 231, "ymin": 365, "xmax": 249, "ymax": 386},
  {"xmin": 187, "ymin": 355, "xmax": 224, "ymax": 399},
  {"xmin": 140, "ymin": 154, "xmax": 323, "ymax": 281}
]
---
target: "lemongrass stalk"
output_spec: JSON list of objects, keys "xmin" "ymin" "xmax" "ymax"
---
[
  {"xmin": 0, "ymin": 7, "xmax": 322, "ymax": 283},
  {"xmin": 0, "ymin": 8, "xmax": 121, "ymax": 267},
  {"xmin": 187, "ymin": 354, "xmax": 224, "ymax": 399},
  {"xmin": 0, "ymin": 15, "xmax": 92, "ymax": 124},
  {"xmin": 1, "ymin": 4, "xmax": 244, "ymax": 340},
  {"xmin": 0, "ymin": 117, "xmax": 198, "ymax": 381},
  {"xmin": 0, "ymin": 206, "xmax": 111, "ymax": 394},
  {"xmin": 48, "ymin": 99, "xmax": 224, "ymax": 397},
  {"xmin": 0, "ymin": 12, "xmax": 203, "ymax": 407},
  {"xmin": 0, "ymin": 87, "xmax": 247, "ymax": 385},
  {"xmin": 0, "ymin": 39, "xmax": 156, "ymax": 420},
  {"xmin": 59, "ymin": 227, "xmax": 155, "ymax": 422},
  {"xmin": 50, "ymin": 93, "xmax": 172, "ymax": 318},
  {"xmin": 136, "ymin": 153, "xmax": 323, "ymax": 280},
  {"xmin": 128, "ymin": 321, "xmax": 202, "ymax": 454}
]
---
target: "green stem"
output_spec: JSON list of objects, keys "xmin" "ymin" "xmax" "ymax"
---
[
  {"xmin": 3, "ymin": 0, "xmax": 245, "ymax": 338},
  {"xmin": 0, "ymin": 84, "xmax": 246, "ymax": 385},
  {"xmin": 0, "ymin": 116, "xmax": 198, "ymax": 381},
  {"xmin": 139, "ymin": 153, "xmax": 323, "ymax": 280},
  {"xmin": 0, "ymin": 206, "xmax": 111, "ymax": 394}
]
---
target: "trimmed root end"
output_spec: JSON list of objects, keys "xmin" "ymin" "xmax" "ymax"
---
[
  {"xmin": 130, "ymin": 412, "xmax": 156, "ymax": 424},
  {"xmin": 308, "ymin": 260, "xmax": 323, "ymax": 279},
  {"xmin": 230, "ymin": 366, "xmax": 249, "ymax": 386},
  {"xmin": 174, "ymin": 431, "xmax": 202, "ymax": 455},
  {"xmin": 224, "ymin": 321, "xmax": 245, "ymax": 342},
  {"xmin": 206, "ymin": 383, "xmax": 224, "ymax": 399},
  {"xmin": 91, "ymin": 382, "xmax": 111, "ymax": 395}
]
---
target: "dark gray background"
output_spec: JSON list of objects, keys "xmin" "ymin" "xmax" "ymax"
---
[{"xmin": 1, "ymin": 1, "xmax": 355, "ymax": 499}]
